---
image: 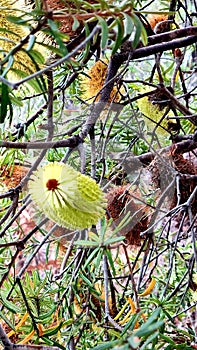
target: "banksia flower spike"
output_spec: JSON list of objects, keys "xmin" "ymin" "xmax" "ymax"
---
[
  {"xmin": 81, "ymin": 60, "xmax": 122, "ymax": 103},
  {"xmin": 137, "ymin": 87, "xmax": 178, "ymax": 137},
  {"xmin": 0, "ymin": 0, "xmax": 45, "ymax": 79},
  {"xmin": 28, "ymin": 162, "xmax": 106, "ymax": 230}
]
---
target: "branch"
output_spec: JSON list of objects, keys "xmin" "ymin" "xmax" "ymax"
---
[{"xmin": 132, "ymin": 34, "xmax": 197, "ymax": 60}]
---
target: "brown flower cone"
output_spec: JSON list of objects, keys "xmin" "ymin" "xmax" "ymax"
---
[
  {"xmin": 148, "ymin": 149, "xmax": 197, "ymax": 213},
  {"xmin": 106, "ymin": 185, "xmax": 149, "ymax": 246},
  {"xmin": 170, "ymin": 151, "xmax": 197, "ymax": 213}
]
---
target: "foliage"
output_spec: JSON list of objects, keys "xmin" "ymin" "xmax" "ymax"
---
[{"xmin": 0, "ymin": 0, "xmax": 197, "ymax": 349}]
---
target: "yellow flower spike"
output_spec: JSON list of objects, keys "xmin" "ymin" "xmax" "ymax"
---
[
  {"xmin": 138, "ymin": 278, "xmax": 156, "ymax": 297},
  {"xmin": 0, "ymin": 0, "xmax": 39, "ymax": 78},
  {"xmin": 81, "ymin": 60, "xmax": 122, "ymax": 103},
  {"xmin": 28, "ymin": 162, "xmax": 106, "ymax": 230},
  {"xmin": 7, "ymin": 312, "xmax": 29, "ymax": 337},
  {"xmin": 137, "ymin": 87, "xmax": 178, "ymax": 137}
]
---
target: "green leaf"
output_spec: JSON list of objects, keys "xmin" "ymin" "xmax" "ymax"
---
[
  {"xmin": 92, "ymin": 340, "xmax": 120, "ymax": 350},
  {"xmin": 159, "ymin": 333, "xmax": 175, "ymax": 345},
  {"xmin": 0, "ymin": 83, "xmax": 9, "ymax": 123},
  {"xmin": 96, "ymin": 16, "xmax": 109, "ymax": 49},
  {"xmin": 79, "ymin": 273, "xmax": 93, "ymax": 288},
  {"xmin": 43, "ymin": 322, "xmax": 62, "ymax": 336},
  {"xmin": 104, "ymin": 235, "xmax": 125, "ymax": 245},
  {"xmin": 82, "ymin": 22, "xmax": 91, "ymax": 60},
  {"xmin": 0, "ymin": 294, "xmax": 21, "ymax": 313},
  {"xmin": 106, "ymin": 249, "xmax": 116, "ymax": 276},
  {"xmin": 123, "ymin": 13, "xmax": 134, "ymax": 37},
  {"xmin": 83, "ymin": 247, "xmax": 100, "ymax": 269},
  {"xmin": 112, "ymin": 17, "xmax": 124, "ymax": 55},
  {"xmin": 26, "ymin": 35, "xmax": 36, "ymax": 51},
  {"xmin": 2, "ymin": 55, "xmax": 14, "ymax": 77},
  {"xmin": 72, "ymin": 16, "xmax": 80, "ymax": 31},
  {"xmin": 140, "ymin": 22, "xmax": 148, "ymax": 46},
  {"xmin": 130, "ymin": 13, "xmax": 143, "ymax": 49},
  {"xmin": 47, "ymin": 19, "xmax": 68, "ymax": 57},
  {"xmin": 121, "ymin": 311, "xmax": 145, "ymax": 336},
  {"xmin": 133, "ymin": 18, "xmax": 142, "ymax": 48},
  {"xmin": 140, "ymin": 331, "xmax": 159, "ymax": 350},
  {"xmin": 74, "ymin": 240, "xmax": 99, "ymax": 247},
  {"xmin": 0, "ymin": 310, "xmax": 15, "ymax": 331},
  {"xmin": 35, "ymin": 305, "xmax": 57, "ymax": 322}
]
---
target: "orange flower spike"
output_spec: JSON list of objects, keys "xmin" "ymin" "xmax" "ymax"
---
[{"xmin": 138, "ymin": 278, "xmax": 156, "ymax": 297}]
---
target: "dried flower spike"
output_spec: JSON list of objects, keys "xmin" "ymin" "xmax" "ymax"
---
[{"xmin": 28, "ymin": 162, "xmax": 106, "ymax": 229}]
